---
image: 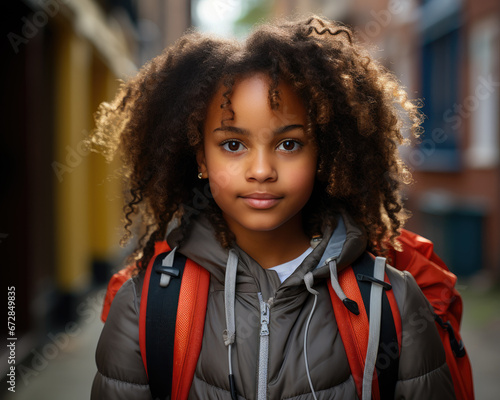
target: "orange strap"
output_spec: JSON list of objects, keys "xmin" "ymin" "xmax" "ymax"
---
[
  {"xmin": 171, "ymin": 258, "xmax": 210, "ymax": 399},
  {"xmin": 138, "ymin": 242, "xmax": 210, "ymax": 399},
  {"xmin": 329, "ymin": 267, "xmax": 381, "ymax": 400},
  {"xmin": 384, "ymin": 271, "xmax": 402, "ymax": 350},
  {"xmin": 101, "ymin": 264, "xmax": 136, "ymax": 322}
]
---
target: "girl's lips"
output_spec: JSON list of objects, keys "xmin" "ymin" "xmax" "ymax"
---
[{"xmin": 240, "ymin": 193, "xmax": 282, "ymax": 209}]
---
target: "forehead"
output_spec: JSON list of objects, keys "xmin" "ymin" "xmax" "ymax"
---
[{"xmin": 204, "ymin": 73, "xmax": 307, "ymax": 132}]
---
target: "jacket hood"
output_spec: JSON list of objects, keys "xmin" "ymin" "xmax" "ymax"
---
[{"xmin": 167, "ymin": 210, "xmax": 367, "ymax": 293}]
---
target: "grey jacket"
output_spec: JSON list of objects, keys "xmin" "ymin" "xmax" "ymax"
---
[{"xmin": 91, "ymin": 213, "xmax": 456, "ymax": 399}]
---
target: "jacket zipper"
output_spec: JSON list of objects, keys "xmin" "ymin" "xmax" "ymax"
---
[{"xmin": 257, "ymin": 292, "xmax": 270, "ymax": 400}]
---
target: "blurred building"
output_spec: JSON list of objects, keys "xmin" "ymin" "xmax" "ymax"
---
[
  {"xmin": 1, "ymin": 0, "xmax": 191, "ymax": 377},
  {"xmin": 363, "ymin": 0, "xmax": 500, "ymax": 281},
  {"xmin": 273, "ymin": 0, "xmax": 500, "ymax": 280},
  {"xmin": 400, "ymin": 0, "xmax": 499, "ymax": 281},
  {"xmin": 3, "ymin": 0, "xmax": 498, "ymax": 379}
]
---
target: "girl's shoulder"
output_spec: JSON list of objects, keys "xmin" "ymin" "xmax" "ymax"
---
[
  {"xmin": 93, "ymin": 274, "xmax": 150, "ymax": 399},
  {"xmin": 386, "ymin": 265, "xmax": 448, "ymax": 370},
  {"xmin": 102, "ymin": 273, "xmax": 144, "ymax": 326},
  {"xmin": 386, "ymin": 265, "xmax": 430, "ymax": 317},
  {"xmin": 101, "ymin": 267, "xmax": 145, "ymax": 322}
]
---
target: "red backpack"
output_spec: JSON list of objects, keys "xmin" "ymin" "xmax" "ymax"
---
[{"xmin": 101, "ymin": 229, "xmax": 474, "ymax": 400}]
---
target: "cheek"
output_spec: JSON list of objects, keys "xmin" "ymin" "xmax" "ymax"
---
[
  {"xmin": 206, "ymin": 159, "xmax": 241, "ymax": 198},
  {"xmin": 285, "ymin": 162, "xmax": 317, "ymax": 199}
]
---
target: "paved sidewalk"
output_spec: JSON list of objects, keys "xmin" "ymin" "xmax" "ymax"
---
[
  {"xmin": 3, "ymin": 283, "xmax": 500, "ymax": 399},
  {"xmin": 459, "ymin": 280, "xmax": 500, "ymax": 400},
  {"xmin": 2, "ymin": 289, "xmax": 105, "ymax": 400}
]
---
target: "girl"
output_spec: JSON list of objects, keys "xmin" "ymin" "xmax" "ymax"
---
[{"xmin": 91, "ymin": 16, "xmax": 456, "ymax": 399}]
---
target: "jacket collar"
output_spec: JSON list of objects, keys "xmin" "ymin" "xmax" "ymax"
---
[{"xmin": 167, "ymin": 209, "xmax": 367, "ymax": 289}]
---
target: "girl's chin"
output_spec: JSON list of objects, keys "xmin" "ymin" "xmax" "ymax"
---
[{"xmin": 224, "ymin": 214, "xmax": 303, "ymax": 237}]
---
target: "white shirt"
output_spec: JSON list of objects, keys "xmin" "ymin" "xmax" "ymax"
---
[{"xmin": 268, "ymin": 247, "xmax": 314, "ymax": 283}]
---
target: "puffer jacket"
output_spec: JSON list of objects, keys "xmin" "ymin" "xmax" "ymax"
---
[{"xmin": 91, "ymin": 212, "xmax": 456, "ymax": 399}]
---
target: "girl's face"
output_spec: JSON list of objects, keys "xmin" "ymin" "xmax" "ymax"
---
[{"xmin": 198, "ymin": 73, "xmax": 317, "ymax": 241}]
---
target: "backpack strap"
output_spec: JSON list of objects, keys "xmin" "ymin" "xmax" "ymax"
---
[
  {"xmin": 329, "ymin": 252, "xmax": 401, "ymax": 400},
  {"xmin": 329, "ymin": 266, "xmax": 371, "ymax": 399},
  {"xmin": 355, "ymin": 253, "xmax": 401, "ymax": 400},
  {"xmin": 139, "ymin": 243, "xmax": 210, "ymax": 400},
  {"xmin": 172, "ymin": 257, "xmax": 210, "ymax": 399},
  {"xmin": 361, "ymin": 256, "xmax": 385, "ymax": 400}
]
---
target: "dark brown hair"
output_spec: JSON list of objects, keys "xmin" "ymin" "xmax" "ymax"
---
[{"xmin": 90, "ymin": 16, "xmax": 421, "ymax": 269}]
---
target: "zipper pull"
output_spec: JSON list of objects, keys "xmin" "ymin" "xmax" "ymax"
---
[{"xmin": 258, "ymin": 293, "xmax": 270, "ymax": 337}]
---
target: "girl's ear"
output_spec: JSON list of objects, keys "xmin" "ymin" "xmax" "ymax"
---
[{"xmin": 196, "ymin": 147, "xmax": 208, "ymax": 178}]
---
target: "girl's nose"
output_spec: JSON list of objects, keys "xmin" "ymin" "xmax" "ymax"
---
[{"xmin": 245, "ymin": 151, "xmax": 277, "ymax": 183}]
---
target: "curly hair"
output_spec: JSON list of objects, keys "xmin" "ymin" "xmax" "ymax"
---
[{"xmin": 90, "ymin": 15, "xmax": 422, "ymax": 270}]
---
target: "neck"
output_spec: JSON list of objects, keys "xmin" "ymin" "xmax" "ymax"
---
[{"xmin": 230, "ymin": 214, "xmax": 311, "ymax": 269}]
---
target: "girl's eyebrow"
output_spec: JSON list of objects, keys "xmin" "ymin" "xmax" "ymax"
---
[{"xmin": 213, "ymin": 124, "xmax": 304, "ymax": 135}]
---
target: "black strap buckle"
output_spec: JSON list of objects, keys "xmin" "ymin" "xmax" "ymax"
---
[
  {"xmin": 155, "ymin": 264, "xmax": 180, "ymax": 278},
  {"xmin": 434, "ymin": 314, "xmax": 466, "ymax": 358},
  {"xmin": 357, "ymin": 273, "xmax": 392, "ymax": 290}
]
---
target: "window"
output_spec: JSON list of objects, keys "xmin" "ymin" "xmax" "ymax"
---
[
  {"xmin": 417, "ymin": 0, "xmax": 462, "ymax": 171},
  {"xmin": 465, "ymin": 17, "xmax": 500, "ymax": 169}
]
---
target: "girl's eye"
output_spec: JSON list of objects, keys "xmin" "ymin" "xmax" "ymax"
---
[
  {"xmin": 222, "ymin": 140, "xmax": 244, "ymax": 152},
  {"xmin": 277, "ymin": 140, "xmax": 302, "ymax": 152}
]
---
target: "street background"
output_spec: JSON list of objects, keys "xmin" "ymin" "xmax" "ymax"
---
[{"xmin": 2, "ymin": 0, "xmax": 500, "ymax": 398}]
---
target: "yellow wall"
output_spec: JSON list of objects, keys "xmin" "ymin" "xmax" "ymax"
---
[
  {"xmin": 54, "ymin": 30, "xmax": 92, "ymax": 291},
  {"xmin": 88, "ymin": 65, "xmax": 123, "ymax": 262},
  {"xmin": 54, "ymin": 26, "xmax": 126, "ymax": 292}
]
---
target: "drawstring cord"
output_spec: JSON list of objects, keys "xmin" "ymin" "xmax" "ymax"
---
[
  {"xmin": 222, "ymin": 249, "xmax": 381, "ymax": 400},
  {"xmin": 329, "ymin": 259, "xmax": 360, "ymax": 315},
  {"xmin": 303, "ymin": 272, "xmax": 319, "ymax": 400},
  {"xmin": 223, "ymin": 250, "xmax": 239, "ymax": 400}
]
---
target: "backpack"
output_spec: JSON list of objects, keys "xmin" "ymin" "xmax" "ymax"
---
[{"xmin": 101, "ymin": 229, "xmax": 474, "ymax": 400}]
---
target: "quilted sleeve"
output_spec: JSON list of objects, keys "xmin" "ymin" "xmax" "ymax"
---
[
  {"xmin": 91, "ymin": 278, "xmax": 152, "ymax": 400},
  {"xmin": 388, "ymin": 267, "xmax": 456, "ymax": 399}
]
